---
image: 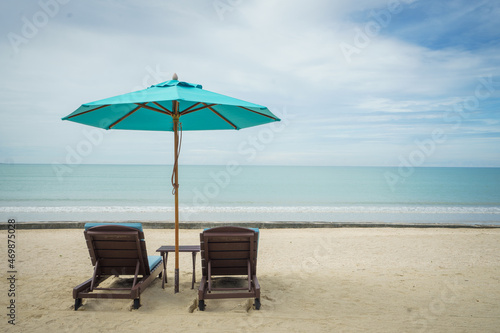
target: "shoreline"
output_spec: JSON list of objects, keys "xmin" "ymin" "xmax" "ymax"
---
[{"xmin": 2, "ymin": 220, "xmax": 500, "ymax": 230}]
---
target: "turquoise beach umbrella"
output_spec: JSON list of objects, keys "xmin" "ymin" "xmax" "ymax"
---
[{"xmin": 62, "ymin": 74, "xmax": 280, "ymax": 292}]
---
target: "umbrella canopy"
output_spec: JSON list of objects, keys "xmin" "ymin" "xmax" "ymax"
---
[
  {"xmin": 62, "ymin": 75, "xmax": 280, "ymax": 292},
  {"xmin": 63, "ymin": 79, "xmax": 279, "ymax": 131}
]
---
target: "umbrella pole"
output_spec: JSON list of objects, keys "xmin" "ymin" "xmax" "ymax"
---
[{"xmin": 173, "ymin": 104, "xmax": 180, "ymax": 293}]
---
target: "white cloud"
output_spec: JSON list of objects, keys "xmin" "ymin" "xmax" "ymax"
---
[{"xmin": 0, "ymin": 0, "xmax": 499, "ymax": 167}]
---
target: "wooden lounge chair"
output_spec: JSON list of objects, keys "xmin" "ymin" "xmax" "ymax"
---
[
  {"xmin": 73, "ymin": 223, "xmax": 162, "ymax": 310},
  {"xmin": 198, "ymin": 226, "xmax": 261, "ymax": 311}
]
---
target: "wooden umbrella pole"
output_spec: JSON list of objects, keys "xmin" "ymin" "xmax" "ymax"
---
[{"xmin": 173, "ymin": 101, "xmax": 180, "ymax": 293}]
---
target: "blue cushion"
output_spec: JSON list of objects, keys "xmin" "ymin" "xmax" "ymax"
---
[
  {"xmin": 148, "ymin": 255, "xmax": 162, "ymax": 270},
  {"xmin": 204, "ymin": 227, "xmax": 259, "ymax": 245},
  {"xmin": 203, "ymin": 227, "xmax": 259, "ymax": 233},
  {"xmin": 84, "ymin": 223, "xmax": 143, "ymax": 232}
]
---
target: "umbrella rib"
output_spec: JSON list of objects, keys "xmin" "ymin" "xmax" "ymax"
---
[
  {"xmin": 108, "ymin": 106, "xmax": 141, "ymax": 129},
  {"xmin": 206, "ymin": 105, "xmax": 238, "ymax": 129},
  {"xmin": 151, "ymin": 102, "xmax": 173, "ymax": 115},
  {"xmin": 179, "ymin": 102, "xmax": 202, "ymax": 114},
  {"xmin": 180, "ymin": 103, "xmax": 216, "ymax": 116},
  {"xmin": 238, "ymin": 106, "xmax": 279, "ymax": 120},
  {"xmin": 135, "ymin": 103, "xmax": 172, "ymax": 116},
  {"xmin": 65, "ymin": 104, "xmax": 110, "ymax": 119}
]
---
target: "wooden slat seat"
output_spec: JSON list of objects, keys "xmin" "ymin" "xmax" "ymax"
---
[
  {"xmin": 73, "ymin": 223, "xmax": 163, "ymax": 310},
  {"xmin": 198, "ymin": 226, "xmax": 261, "ymax": 311}
]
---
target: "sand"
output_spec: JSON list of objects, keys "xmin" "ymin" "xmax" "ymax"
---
[{"xmin": 2, "ymin": 227, "xmax": 500, "ymax": 332}]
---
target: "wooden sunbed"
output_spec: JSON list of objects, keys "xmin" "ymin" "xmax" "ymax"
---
[
  {"xmin": 73, "ymin": 223, "xmax": 163, "ymax": 310},
  {"xmin": 198, "ymin": 226, "xmax": 261, "ymax": 311}
]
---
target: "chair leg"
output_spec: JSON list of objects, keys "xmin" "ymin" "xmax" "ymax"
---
[
  {"xmin": 74, "ymin": 298, "xmax": 82, "ymax": 311},
  {"xmin": 198, "ymin": 300, "xmax": 206, "ymax": 311},
  {"xmin": 133, "ymin": 298, "xmax": 141, "ymax": 309},
  {"xmin": 254, "ymin": 298, "xmax": 261, "ymax": 310}
]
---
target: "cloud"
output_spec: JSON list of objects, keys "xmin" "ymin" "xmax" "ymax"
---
[{"xmin": 0, "ymin": 0, "xmax": 499, "ymax": 167}]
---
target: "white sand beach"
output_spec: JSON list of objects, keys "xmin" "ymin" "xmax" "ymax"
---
[{"xmin": 2, "ymin": 227, "xmax": 500, "ymax": 332}]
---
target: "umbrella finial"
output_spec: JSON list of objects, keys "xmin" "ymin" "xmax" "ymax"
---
[{"xmin": 172, "ymin": 73, "xmax": 178, "ymax": 80}]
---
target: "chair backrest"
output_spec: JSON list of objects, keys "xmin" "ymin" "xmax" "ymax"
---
[
  {"xmin": 200, "ymin": 226, "xmax": 259, "ymax": 277},
  {"xmin": 84, "ymin": 224, "xmax": 151, "ymax": 276}
]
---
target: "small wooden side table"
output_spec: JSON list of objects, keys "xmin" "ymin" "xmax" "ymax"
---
[{"xmin": 156, "ymin": 245, "xmax": 201, "ymax": 289}]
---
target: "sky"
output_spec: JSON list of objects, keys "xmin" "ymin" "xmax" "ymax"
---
[{"xmin": 1, "ymin": 0, "xmax": 499, "ymax": 167}]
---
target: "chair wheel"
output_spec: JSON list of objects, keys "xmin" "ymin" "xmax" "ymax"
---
[
  {"xmin": 133, "ymin": 298, "xmax": 141, "ymax": 309},
  {"xmin": 254, "ymin": 298, "xmax": 261, "ymax": 310},
  {"xmin": 198, "ymin": 300, "xmax": 205, "ymax": 311}
]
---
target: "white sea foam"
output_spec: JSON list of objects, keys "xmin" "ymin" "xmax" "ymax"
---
[{"xmin": 1, "ymin": 205, "xmax": 500, "ymax": 214}]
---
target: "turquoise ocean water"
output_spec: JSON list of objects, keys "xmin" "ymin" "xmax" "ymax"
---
[{"xmin": 1, "ymin": 164, "xmax": 499, "ymax": 225}]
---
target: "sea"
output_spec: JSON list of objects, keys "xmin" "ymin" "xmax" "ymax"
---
[{"xmin": 1, "ymin": 164, "xmax": 500, "ymax": 225}]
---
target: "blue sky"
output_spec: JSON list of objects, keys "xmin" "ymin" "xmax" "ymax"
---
[{"xmin": 1, "ymin": 0, "xmax": 499, "ymax": 167}]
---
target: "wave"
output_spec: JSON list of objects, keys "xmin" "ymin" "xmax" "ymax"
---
[{"xmin": 1, "ymin": 205, "xmax": 500, "ymax": 214}]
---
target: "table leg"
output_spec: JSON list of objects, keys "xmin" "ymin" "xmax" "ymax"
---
[
  {"xmin": 191, "ymin": 251, "xmax": 197, "ymax": 289},
  {"xmin": 162, "ymin": 252, "xmax": 168, "ymax": 289}
]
